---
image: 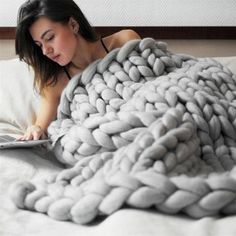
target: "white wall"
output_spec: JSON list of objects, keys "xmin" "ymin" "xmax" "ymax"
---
[{"xmin": 0, "ymin": 0, "xmax": 236, "ymax": 27}]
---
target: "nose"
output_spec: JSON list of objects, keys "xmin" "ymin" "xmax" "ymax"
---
[{"xmin": 42, "ymin": 43, "xmax": 52, "ymax": 56}]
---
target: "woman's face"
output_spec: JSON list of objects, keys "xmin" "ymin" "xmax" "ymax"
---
[{"xmin": 29, "ymin": 17, "xmax": 78, "ymax": 66}]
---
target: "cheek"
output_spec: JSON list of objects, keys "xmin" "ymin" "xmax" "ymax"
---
[{"xmin": 58, "ymin": 34, "xmax": 77, "ymax": 58}]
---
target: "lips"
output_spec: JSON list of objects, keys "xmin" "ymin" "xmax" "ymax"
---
[{"xmin": 51, "ymin": 55, "xmax": 60, "ymax": 62}]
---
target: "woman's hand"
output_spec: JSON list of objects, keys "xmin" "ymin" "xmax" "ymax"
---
[{"xmin": 19, "ymin": 125, "xmax": 45, "ymax": 140}]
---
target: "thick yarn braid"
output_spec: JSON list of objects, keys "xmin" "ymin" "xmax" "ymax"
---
[{"xmin": 11, "ymin": 38, "xmax": 236, "ymax": 224}]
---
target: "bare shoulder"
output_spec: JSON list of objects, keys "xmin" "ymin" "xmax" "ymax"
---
[
  {"xmin": 108, "ymin": 29, "xmax": 141, "ymax": 50},
  {"xmin": 116, "ymin": 29, "xmax": 141, "ymax": 44}
]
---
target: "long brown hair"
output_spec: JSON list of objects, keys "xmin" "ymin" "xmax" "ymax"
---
[{"xmin": 16, "ymin": 0, "xmax": 98, "ymax": 93}]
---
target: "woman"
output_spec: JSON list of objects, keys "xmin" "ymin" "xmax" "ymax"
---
[{"xmin": 16, "ymin": 0, "xmax": 140, "ymax": 140}]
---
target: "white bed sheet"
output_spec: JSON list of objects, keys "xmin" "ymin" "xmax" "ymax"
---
[
  {"xmin": 0, "ymin": 56, "xmax": 236, "ymax": 236},
  {"xmin": 1, "ymin": 148, "xmax": 236, "ymax": 236}
]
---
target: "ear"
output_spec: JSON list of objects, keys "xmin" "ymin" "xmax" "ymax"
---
[{"xmin": 69, "ymin": 17, "xmax": 79, "ymax": 34}]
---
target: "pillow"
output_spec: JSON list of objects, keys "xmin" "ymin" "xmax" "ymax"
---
[
  {"xmin": 214, "ymin": 56, "xmax": 236, "ymax": 75},
  {"xmin": 0, "ymin": 58, "xmax": 39, "ymax": 136}
]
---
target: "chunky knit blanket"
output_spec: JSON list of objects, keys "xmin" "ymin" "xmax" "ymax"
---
[{"xmin": 11, "ymin": 38, "xmax": 236, "ymax": 224}]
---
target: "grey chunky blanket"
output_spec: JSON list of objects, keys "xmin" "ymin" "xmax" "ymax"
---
[{"xmin": 11, "ymin": 38, "xmax": 236, "ymax": 224}]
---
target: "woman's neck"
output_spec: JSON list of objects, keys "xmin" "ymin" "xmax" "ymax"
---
[{"xmin": 70, "ymin": 36, "xmax": 106, "ymax": 71}]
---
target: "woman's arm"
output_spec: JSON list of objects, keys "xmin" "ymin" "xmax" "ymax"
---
[
  {"xmin": 21, "ymin": 75, "xmax": 67, "ymax": 140},
  {"xmin": 22, "ymin": 89, "xmax": 59, "ymax": 140},
  {"xmin": 34, "ymin": 92, "xmax": 60, "ymax": 135}
]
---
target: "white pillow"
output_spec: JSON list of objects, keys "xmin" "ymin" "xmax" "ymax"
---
[
  {"xmin": 0, "ymin": 58, "xmax": 39, "ymax": 136},
  {"xmin": 215, "ymin": 56, "xmax": 236, "ymax": 75}
]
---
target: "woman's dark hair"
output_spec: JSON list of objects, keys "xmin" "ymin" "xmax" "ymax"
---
[{"xmin": 16, "ymin": 0, "xmax": 98, "ymax": 93}]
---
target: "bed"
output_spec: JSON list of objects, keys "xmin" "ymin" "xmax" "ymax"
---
[
  {"xmin": 1, "ymin": 1, "xmax": 236, "ymax": 235},
  {"xmin": 0, "ymin": 52, "xmax": 236, "ymax": 236}
]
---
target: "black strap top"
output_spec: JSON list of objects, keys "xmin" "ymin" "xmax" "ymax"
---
[
  {"xmin": 64, "ymin": 37, "xmax": 109, "ymax": 80},
  {"xmin": 100, "ymin": 37, "xmax": 109, "ymax": 53},
  {"xmin": 64, "ymin": 67, "xmax": 71, "ymax": 80}
]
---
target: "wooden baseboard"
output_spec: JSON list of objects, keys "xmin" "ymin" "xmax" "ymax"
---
[
  {"xmin": 1, "ymin": 26, "xmax": 236, "ymax": 40},
  {"xmin": 0, "ymin": 27, "xmax": 16, "ymax": 39},
  {"xmin": 96, "ymin": 27, "xmax": 236, "ymax": 39}
]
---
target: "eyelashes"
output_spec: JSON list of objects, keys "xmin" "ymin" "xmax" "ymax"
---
[
  {"xmin": 46, "ymin": 35, "xmax": 54, "ymax": 41},
  {"xmin": 35, "ymin": 35, "xmax": 55, "ymax": 48}
]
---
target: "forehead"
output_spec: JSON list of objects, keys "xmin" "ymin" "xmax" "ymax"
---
[{"xmin": 29, "ymin": 17, "xmax": 66, "ymax": 39}]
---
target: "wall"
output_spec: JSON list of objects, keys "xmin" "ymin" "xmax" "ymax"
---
[
  {"xmin": 0, "ymin": 0, "xmax": 236, "ymax": 27},
  {"xmin": 1, "ymin": 0, "xmax": 236, "ymax": 60}
]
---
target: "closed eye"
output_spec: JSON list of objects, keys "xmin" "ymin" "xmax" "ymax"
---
[
  {"xmin": 34, "ymin": 35, "xmax": 54, "ymax": 48},
  {"xmin": 45, "ymin": 35, "xmax": 54, "ymax": 42}
]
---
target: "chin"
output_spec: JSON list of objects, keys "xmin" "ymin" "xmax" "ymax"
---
[
  {"xmin": 56, "ymin": 60, "xmax": 67, "ymax": 66},
  {"xmin": 57, "ymin": 62, "xmax": 66, "ymax": 66},
  {"xmin": 58, "ymin": 59, "xmax": 70, "ymax": 67}
]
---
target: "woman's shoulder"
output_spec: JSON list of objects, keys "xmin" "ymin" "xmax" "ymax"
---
[
  {"xmin": 106, "ymin": 29, "xmax": 141, "ymax": 51},
  {"xmin": 115, "ymin": 29, "xmax": 141, "ymax": 42}
]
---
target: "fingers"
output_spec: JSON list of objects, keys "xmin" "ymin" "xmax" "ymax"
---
[
  {"xmin": 18, "ymin": 133, "xmax": 34, "ymax": 141},
  {"xmin": 19, "ymin": 125, "xmax": 44, "ymax": 141},
  {"xmin": 32, "ymin": 129, "xmax": 41, "ymax": 140},
  {"xmin": 17, "ymin": 134, "xmax": 32, "ymax": 141}
]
